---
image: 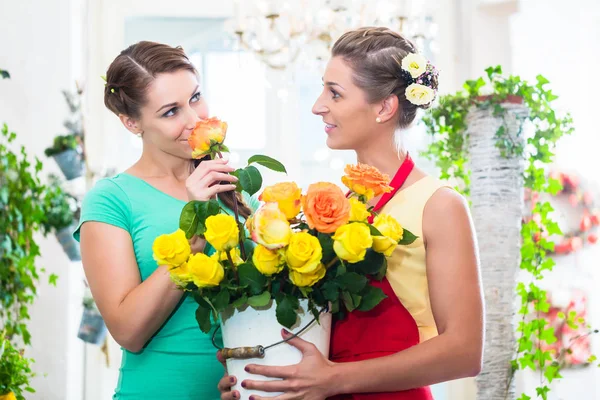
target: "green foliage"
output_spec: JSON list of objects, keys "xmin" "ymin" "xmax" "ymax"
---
[
  {"xmin": 421, "ymin": 66, "xmax": 585, "ymax": 398},
  {"xmin": 0, "ymin": 335, "xmax": 35, "ymax": 399},
  {"xmin": 40, "ymin": 175, "xmax": 79, "ymax": 233},
  {"xmin": 0, "ymin": 123, "xmax": 46, "ymax": 345},
  {"xmin": 43, "ymin": 134, "xmax": 79, "ymax": 157}
]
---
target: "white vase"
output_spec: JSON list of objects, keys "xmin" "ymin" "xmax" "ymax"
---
[{"xmin": 220, "ymin": 299, "xmax": 331, "ymax": 399}]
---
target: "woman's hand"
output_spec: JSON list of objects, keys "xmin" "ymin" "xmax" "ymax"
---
[
  {"xmin": 186, "ymin": 158, "xmax": 237, "ymax": 201},
  {"xmin": 217, "ymin": 350, "xmax": 241, "ymax": 400},
  {"xmin": 188, "ymin": 235, "xmax": 206, "ymax": 254},
  {"xmin": 241, "ymin": 330, "xmax": 338, "ymax": 400}
]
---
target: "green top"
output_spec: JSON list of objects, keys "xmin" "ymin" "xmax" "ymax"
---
[{"xmin": 74, "ymin": 173, "xmax": 259, "ymax": 399}]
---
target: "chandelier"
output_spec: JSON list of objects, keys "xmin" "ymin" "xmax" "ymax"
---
[{"xmin": 228, "ymin": 0, "xmax": 438, "ymax": 70}]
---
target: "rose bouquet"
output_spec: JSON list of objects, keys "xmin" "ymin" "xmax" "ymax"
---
[{"xmin": 152, "ymin": 117, "xmax": 417, "ymax": 333}]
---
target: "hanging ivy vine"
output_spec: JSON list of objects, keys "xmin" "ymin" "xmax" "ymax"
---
[{"xmin": 421, "ymin": 66, "xmax": 595, "ymax": 399}]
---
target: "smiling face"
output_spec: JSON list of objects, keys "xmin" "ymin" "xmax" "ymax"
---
[
  {"xmin": 123, "ymin": 69, "xmax": 208, "ymax": 159},
  {"xmin": 311, "ymin": 56, "xmax": 382, "ymax": 151}
]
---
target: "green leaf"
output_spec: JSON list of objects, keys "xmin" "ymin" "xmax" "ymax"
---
[
  {"xmin": 247, "ymin": 154, "xmax": 287, "ymax": 174},
  {"xmin": 238, "ymin": 263, "xmax": 267, "ymax": 295},
  {"xmin": 231, "ymin": 294, "xmax": 248, "ymax": 308},
  {"xmin": 247, "ymin": 291, "xmax": 272, "ymax": 308},
  {"xmin": 398, "ymin": 228, "xmax": 418, "ymax": 245},
  {"xmin": 180, "ymin": 201, "xmax": 200, "ymax": 239},
  {"xmin": 48, "ymin": 273, "xmax": 58, "ymax": 286},
  {"xmin": 341, "ymin": 291, "xmax": 361, "ymax": 312},
  {"xmin": 353, "ymin": 250, "xmax": 384, "ymax": 275},
  {"xmin": 367, "ymin": 224, "xmax": 384, "ymax": 237},
  {"xmin": 322, "ymin": 281, "xmax": 340, "ymax": 302},
  {"xmin": 0, "ymin": 69, "xmax": 10, "ymax": 79},
  {"xmin": 195, "ymin": 304, "xmax": 212, "ymax": 333},
  {"xmin": 212, "ymin": 290, "xmax": 231, "ymax": 312},
  {"xmin": 335, "ymin": 272, "xmax": 367, "ymax": 293},
  {"xmin": 318, "ymin": 232, "xmax": 336, "ymax": 263},
  {"xmin": 236, "ymin": 166, "xmax": 263, "ymax": 196},
  {"xmin": 276, "ymin": 293, "xmax": 299, "ymax": 328},
  {"xmin": 357, "ymin": 285, "xmax": 387, "ymax": 311}
]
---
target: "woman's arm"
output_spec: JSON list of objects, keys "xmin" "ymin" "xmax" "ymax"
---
[
  {"xmin": 80, "ymin": 222, "xmax": 186, "ymax": 353},
  {"xmin": 242, "ymin": 188, "xmax": 484, "ymax": 398}
]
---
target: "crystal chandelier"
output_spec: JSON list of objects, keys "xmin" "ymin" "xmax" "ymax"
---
[{"xmin": 228, "ymin": 0, "xmax": 438, "ymax": 70}]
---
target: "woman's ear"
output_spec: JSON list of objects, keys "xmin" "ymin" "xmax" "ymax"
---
[
  {"xmin": 374, "ymin": 94, "xmax": 399, "ymax": 124},
  {"xmin": 119, "ymin": 114, "xmax": 143, "ymax": 136}
]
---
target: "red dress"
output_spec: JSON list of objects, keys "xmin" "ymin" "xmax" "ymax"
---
[{"xmin": 329, "ymin": 155, "xmax": 434, "ymax": 400}]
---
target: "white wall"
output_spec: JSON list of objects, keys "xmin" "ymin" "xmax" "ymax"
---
[{"xmin": 0, "ymin": 0, "xmax": 86, "ymax": 399}]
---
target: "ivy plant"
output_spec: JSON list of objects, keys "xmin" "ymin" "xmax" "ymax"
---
[{"xmin": 421, "ymin": 66, "xmax": 592, "ymax": 399}]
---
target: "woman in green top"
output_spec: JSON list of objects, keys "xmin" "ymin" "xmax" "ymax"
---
[{"xmin": 75, "ymin": 41, "xmax": 254, "ymax": 399}]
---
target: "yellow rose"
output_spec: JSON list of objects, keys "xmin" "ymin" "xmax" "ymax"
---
[
  {"xmin": 204, "ymin": 214, "xmax": 239, "ymax": 252},
  {"xmin": 332, "ymin": 223, "xmax": 373, "ymax": 263},
  {"xmin": 405, "ymin": 83, "xmax": 435, "ymax": 106},
  {"xmin": 187, "ymin": 253, "xmax": 225, "ymax": 288},
  {"xmin": 212, "ymin": 247, "xmax": 244, "ymax": 267},
  {"xmin": 401, "ymin": 53, "xmax": 427, "ymax": 78},
  {"xmin": 251, "ymin": 203, "xmax": 292, "ymax": 250},
  {"xmin": 259, "ymin": 182, "xmax": 302, "ymax": 220},
  {"xmin": 372, "ymin": 214, "xmax": 404, "ymax": 256},
  {"xmin": 170, "ymin": 262, "xmax": 193, "ymax": 287},
  {"xmin": 153, "ymin": 229, "xmax": 191, "ymax": 267},
  {"xmin": 252, "ymin": 244, "xmax": 285, "ymax": 276},
  {"xmin": 0, "ymin": 393, "xmax": 17, "ymax": 400},
  {"xmin": 289, "ymin": 264, "xmax": 326, "ymax": 287},
  {"xmin": 286, "ymin": 232, "xmax": 322, "ymax": 274},
  {"xmin": 348, "ymin": 197, "xmax": 371, "ymax": 222}
]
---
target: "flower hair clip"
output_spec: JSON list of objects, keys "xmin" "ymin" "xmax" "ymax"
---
[{"xmin": 399, "ymin": 53, "xmax": 439, "ymax": 107}]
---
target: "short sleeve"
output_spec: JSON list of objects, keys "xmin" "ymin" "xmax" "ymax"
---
[{"xmin": 73, "ymin": 178, "xmax": 132, "ymax": 242}]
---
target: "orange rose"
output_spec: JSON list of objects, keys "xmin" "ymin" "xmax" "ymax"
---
[
  {"xmin": 342, "ymin": 163, "xmax": 393, "ymax": 200},
  {"xmin": 302, "ymin": 182, "xmax": 350, "ymax": 234},
  {"xmin": 188, "ymin": 117, "xmax": 228, "ymax": 158}
]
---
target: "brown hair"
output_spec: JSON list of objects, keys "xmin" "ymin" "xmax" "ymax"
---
[
  {"xmin": 332, "ymin": 27, "xmax": 433, "ymax": 129},
  {"xmin": 104, "ymin": 41, "xmax": 251, "ymax": 218}
]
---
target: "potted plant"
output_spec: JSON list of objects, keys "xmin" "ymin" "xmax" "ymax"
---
[
  {"xmin": 153, "ymin": 118, "xmax": 417, "ymax": 398},
  {"xmin": 44, "ymin": 88, "xmax": 85, "ymax": 180},
  {"xmin": 44, "ymin": 134, "xmax": 84, "ymax": 180},
  {"xmin": 76, "ymin": 286, "xmax": 107, "ymax": 345},
  {"xmin": 421, "ymin": 66, "xmax": 577, "ymax": 399},
  {"xmin": 41, "ymin": 175, "xmax": 81, "ymax": 261},
  {"xmin": 0, "ymin": 335, "xmax": 35, "ymax": 400}
]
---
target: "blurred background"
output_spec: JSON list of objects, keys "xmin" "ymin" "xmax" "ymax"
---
[{"xmin": 1, "ymin": 0, "xmax": 600, "ymax": 399}]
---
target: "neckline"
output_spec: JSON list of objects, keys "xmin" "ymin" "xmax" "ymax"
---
[{"xmin": 119, "ymin": 172, "xmax": 188, "ymax": 204}]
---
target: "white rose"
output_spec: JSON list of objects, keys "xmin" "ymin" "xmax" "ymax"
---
[
  {"xmin": 405, "ymin": 83, "xmax": 435, "ymax": 106},
  {"xmin": 401, "ymin": 53, "xmax": 428, "ymax": 79}
]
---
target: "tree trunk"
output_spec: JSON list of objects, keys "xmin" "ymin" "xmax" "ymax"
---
[{"xmin": 468, "ymin": 103, "xmax": 528, "ymax": 400}]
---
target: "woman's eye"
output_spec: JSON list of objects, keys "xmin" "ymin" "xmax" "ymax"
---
[
  {"xmin": 331, "ymin": 90, "xmax": 340, "ymax": 99},
  {"xmin": 191, "ymin": 92, "xmax": 202, "ymax": 102},
  {"xmin": 163, "ymin": 107, "xmax": 178, "ymax": 117}
]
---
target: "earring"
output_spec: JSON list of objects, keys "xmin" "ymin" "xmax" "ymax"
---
[{"xmin": 376, "ymin": 117, "xmax": 382, "ymax": 123}]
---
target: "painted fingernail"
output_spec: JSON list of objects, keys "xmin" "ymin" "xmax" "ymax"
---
[
  {"xmin": 244, "ymin": 366, "xmax": 250, "ymax": 372},
  {"xmin": 230, "ymin": 376, "xmax": 235, "ymax": 383},
  {"xmin": 232, "ymin": 393, "xmax": 238, "ymax": 399},
  {"xmin": 241, "ymin": 381, "xmax": 248, "ymax": 388},
  {"xmin": 249, "ymin": 397, "xmax": 256, "ymax": 400},
  {"xmin": 282, "ymin": 328, "xmax": 291, "ymax": 336}
]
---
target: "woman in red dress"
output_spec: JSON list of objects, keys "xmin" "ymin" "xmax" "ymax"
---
[{"xmin": 219, "ymin": 27, "xmax": 484, "ymax": 400}]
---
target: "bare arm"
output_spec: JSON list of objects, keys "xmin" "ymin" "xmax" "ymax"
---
[
  {"xmin": 330, "ymin": 188, "xmax": 484, "ymax": 394},
  {"xmin": 80, "ymin": 222, "xmax": 185, "ymax": 353},
  {"xmin": 242, "ymin": 187, "xmax": 484, "ymax": 398}
]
